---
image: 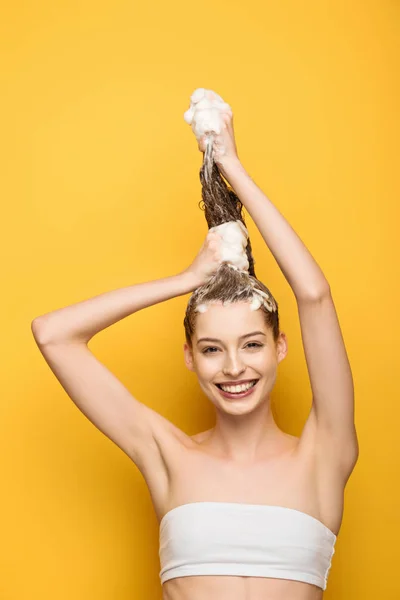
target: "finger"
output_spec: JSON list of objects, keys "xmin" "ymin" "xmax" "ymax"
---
[
  {"xmin": 209, "ymin": 239, "xmax": 219, "ymax": 251},
  {"xmin": 222, "ymin": 110, "xmax": 233, "ymax": 122},
  {"xmin": 198, "ymin": 135, "xmax": 207, "ymax": 151},
  {"xmin": 208, "ymin": 231, "xmax": 223, "ymax": 240}
]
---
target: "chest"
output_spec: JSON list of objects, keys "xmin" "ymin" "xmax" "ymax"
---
[{"xmin": 168, "ymin": 445, "xmax": 320, "ymax": 518}]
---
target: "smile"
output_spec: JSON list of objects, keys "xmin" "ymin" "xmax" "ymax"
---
[{"xmin": 214, "ymin": 379, "xmax": 259, "ymax": 399}]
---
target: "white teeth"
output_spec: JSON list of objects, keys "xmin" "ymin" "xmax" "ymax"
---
[{"xmin": 220, "ymin": 380, "xmax": 257, "ymax": 393}]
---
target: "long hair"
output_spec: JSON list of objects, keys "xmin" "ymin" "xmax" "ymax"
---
[{"xmin": 183, "ymin": 154, "xmax": 279, "ymax": 347}]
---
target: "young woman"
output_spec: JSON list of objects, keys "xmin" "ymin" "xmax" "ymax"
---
[{"xmin": 32, "ymin": 107, "xmax": 359, "ymax": 600}]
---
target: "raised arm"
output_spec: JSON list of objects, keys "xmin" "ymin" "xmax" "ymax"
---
[
  {"xmin": 31, "ymin": 273, "xmax": 199, "ymax": 470},
  {"xmin": 31, "ymin": 232, "xmax": 222, "ymax": 473},
  {"xmin": 205, "ymin": 115, "xmax": 358, "ymax": 476},
  {"xmin": 33, "ymin": 272, "xmax": 201, "ymax": 346}
]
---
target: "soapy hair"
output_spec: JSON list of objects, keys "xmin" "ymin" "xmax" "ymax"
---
[{"xmin": 183, "ymin": 158, "xmax": 279, "ymax": 347}]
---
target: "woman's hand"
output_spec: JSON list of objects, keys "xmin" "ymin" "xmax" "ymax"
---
[
  {"xmin": 198, "ymin": 111, "xmax": 239, "ymax": 173},
  {"xmin": 181, "ymin": 230, "xmax": 224, "ymax": 287}
]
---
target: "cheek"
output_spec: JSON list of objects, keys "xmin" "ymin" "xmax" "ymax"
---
[
  {"xmin": 255, "ymin": 352, "xmax": 276, "ymax": 372},
  {"xmin": 195, "ymin": 356, "xmax": 218, "ymax": 378}
]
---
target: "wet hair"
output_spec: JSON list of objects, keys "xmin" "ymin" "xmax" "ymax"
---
[{"xmin": 183, "ymin": 156, "xmax": 280, "ymax": 348}]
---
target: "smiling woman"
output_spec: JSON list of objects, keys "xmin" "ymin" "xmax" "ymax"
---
[
  {"xmin": 31, "ymin": 89, "xmax": 358, "ymax": 600},
  {"xmin": 182, "ymin": 275, "xmax": 287, "ymax": 420},
  {"xmin": 159, "ymin": 89, "xmax": 357, "ymax": 600}
]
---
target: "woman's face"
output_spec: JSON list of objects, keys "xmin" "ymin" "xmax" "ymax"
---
[{"xmin": 183, "ymin": 301, "xmax": 287, "ymax": 413}]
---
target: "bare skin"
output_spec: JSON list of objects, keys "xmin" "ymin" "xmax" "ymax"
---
[
  {"xmin": 139, "ymin": 406, "xmax": 353, "ymax": 600},
  {"xmin": 123, "ymin": 301, "xmax": 355, "ymax": 599},
  {"xmin": 32, "ymin": 272, "xmax": 357, "ymax": 599},
  {"xmin": 31, "ymin": 112, "xmax": 358, "ymax": 597},
  {"xmin": 32, "ymin": 282, "xmax": 357, "ymax": 599}
]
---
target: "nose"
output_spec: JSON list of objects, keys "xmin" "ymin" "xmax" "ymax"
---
[{"xmin": 222, "ymin": 352, "xmax": 246, "ymax": 378}]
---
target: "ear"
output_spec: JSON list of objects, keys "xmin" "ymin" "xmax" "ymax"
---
[
  {"xmin": 183, "ymin": 343, "xmax": 195, "ymax": 372},
  {"xmin": 276, "ymin": 332, "xmax": 288, "ymax": 364}
]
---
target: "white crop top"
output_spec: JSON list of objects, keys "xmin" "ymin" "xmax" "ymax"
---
[{"xmin": 159, "ymin": 502, "xmax": 337, "ymax": 590}]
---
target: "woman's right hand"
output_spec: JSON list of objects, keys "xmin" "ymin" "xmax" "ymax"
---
[{"xmin": 181, "ymin": 230, "xmax": 224, "ymax": 287}]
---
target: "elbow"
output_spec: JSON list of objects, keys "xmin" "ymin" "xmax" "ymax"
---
[
  {"xmin": 31, "ymin": 317, "xmax": 47, "ymax": 345},
  {"xmin": 31, "ymin": 316, "xmax": 88, "ymax": 346},
  {"xmin": 297, "ymin": 282, "xmax": 331, "ymax": 303},
  {"xmin": 311, "ymin": 283, "xmax": 331, "ymax": 301},
  {"xmin": 31, "ymin": 316, "xmax": 55, "ymax": 345}
]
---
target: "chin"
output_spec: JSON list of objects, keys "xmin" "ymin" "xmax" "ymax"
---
[
  {"xmin": 214, "ymin": 386, "xmax": 267, "ymax": 412},
  {"xmin": 217, "ymin": 398, "xmax": 265, "ymax": 417}
]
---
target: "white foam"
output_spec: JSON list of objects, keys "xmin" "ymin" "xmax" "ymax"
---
[
  {"xmin": 210, "ymin": 221, "xmax": 249, "ymax": 273},
  {"xmin": 184, "ymin": 88, "xmax": 231, "ymax": 141}
]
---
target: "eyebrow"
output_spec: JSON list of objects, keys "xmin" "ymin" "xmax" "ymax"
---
[{"xmin": 196, "ymin": 331, "xmax": 267, "ymax": 345}]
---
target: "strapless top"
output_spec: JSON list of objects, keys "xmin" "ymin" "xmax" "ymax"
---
[{"xmin": 159, "ymin": 502, "xmax": 337, "ymax": 590}]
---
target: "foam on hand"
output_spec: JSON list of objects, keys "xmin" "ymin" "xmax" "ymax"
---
[
  {"xmin": 209, "ymin": 221, "xmax": 249, "ymax": 273},
  {"xmin": 195, "ymin": 220, "xmax": 267, "ymax": 314},
  {"xmin": 184, "ymin": 88, "xmax": 231, "ymax": 142}
]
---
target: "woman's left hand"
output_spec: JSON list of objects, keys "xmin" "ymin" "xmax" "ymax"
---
[{"xmin": 197, "ymin": 111, "xmax": 239, "ymax": 170}]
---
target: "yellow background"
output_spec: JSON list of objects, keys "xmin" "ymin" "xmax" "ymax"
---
[{"xmin": 1, "ymin": 1, "xmax": 398, "ymax": 598}]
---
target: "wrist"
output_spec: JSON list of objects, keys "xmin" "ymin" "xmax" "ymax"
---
[
  {"xmin": 178, "ymin": 269, "xmax": 204, "ymax": 292},
  {"xmin": 218, "ymin": 156, "xmax": 243, "ymax": 180}
]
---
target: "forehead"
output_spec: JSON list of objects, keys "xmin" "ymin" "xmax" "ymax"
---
[{"xmin": 194, "ymin": 301, "xmax": 267, "ymax": 340}]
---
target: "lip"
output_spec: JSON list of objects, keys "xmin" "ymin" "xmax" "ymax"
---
[
  {"xmin": 214, "ymin": 379, "xmax": 260, "ymax": 400},
  {"xmin": 215, "ymin": 378, "xmax": 259, "ymax": 385}
]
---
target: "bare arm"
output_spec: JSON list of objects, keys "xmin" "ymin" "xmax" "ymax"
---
[
  {"xmin": 30, "ymin": 231, "xmax": 223, "ymax": 473},
  {"xmin": 219, "ymin": 155, "xmax": 357, "ymax": 473},
  {"xmin": 32, "ymin": 271, "xmax": 202, "ymax": 345},
  {"xmin": 219, "ymin": 158, "xmax": 329, "ymax": 301},
  {"xmin": 31, "ymin": 271, "xmax": 201, "ymax": 469}
]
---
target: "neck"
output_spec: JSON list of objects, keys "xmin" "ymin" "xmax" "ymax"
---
[{"xmin": 207, "ymin": 399, "xmax": 286, "ymax": 463}]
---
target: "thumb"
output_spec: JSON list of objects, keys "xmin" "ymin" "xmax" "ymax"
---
[{"xmin": 198, "ymin": 135, "xmax": 207, "ymax": 153}]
